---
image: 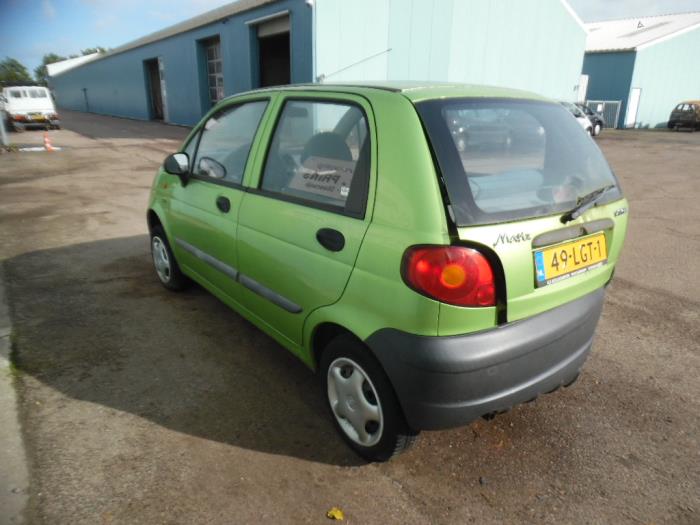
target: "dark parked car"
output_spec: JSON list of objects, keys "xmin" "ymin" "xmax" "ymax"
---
[
  {"xmin": 576, "ymin": 103, "xmax": 605, "ymax": 136},
  {"xmin": 668, "ymin": 101, "xmax": 700, "ymax": 131}
]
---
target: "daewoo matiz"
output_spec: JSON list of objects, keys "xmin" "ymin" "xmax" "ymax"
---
[{"xmin": 147, "ymin": 82, "xmax": 628, "ymax": 461}]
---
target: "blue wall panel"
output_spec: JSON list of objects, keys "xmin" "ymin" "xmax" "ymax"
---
[
  {"xmin": 52, "ymin": 0, "xmax": 312, "ymax": 126},
  {"xmin": 582, "ymin": 51, "xmax": 636, "ymax": 128}
]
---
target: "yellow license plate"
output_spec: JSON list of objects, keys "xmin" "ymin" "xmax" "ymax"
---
[
  {"xmin": 534, "ymin": 233, "xmax": 607, "ymax": 287},
  {"xmin": 30, "ymin": 113, "xmax": 44, "ymax": 120}
]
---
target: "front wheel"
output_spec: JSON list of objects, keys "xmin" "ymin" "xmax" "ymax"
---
[
  {"xmin": 150, "ymin": 226, "xmax": 188, "ymax": 291},
  {"xmin": 594, "ymin": 123, "xmax": 602, "ymax": 136},
  {"xmin": 320, "ymin": 335, "xmax": 419, "ymax": 462}
]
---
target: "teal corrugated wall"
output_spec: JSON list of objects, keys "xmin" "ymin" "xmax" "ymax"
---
[
  {"xmin": 314, "ymin": 0, "xmax": 586, "ymax": 100},
  {"xmin": 582, "ymin": 51, "xmax": 636, "ymax": 128},
  {"xmin": 630, "ymin": 27, "xmax": 700, "ymax": 129}
]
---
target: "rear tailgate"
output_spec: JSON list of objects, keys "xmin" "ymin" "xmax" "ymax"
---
[
  {"xmin": 440, "ymin": 199, "xmax": 628, "ymax": 333},
  {"xmin": 415, "ymin": 96, "xmax": 629, "ymax": 336}
]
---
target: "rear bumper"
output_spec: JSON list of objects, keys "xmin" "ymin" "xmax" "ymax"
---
[
  {"xmin": 9, "ymin": 115, "xmax": 59, "ymax": 126},
  {"xmin": 365, "ymin": 289, "xmax": 605, "ymax": 430}
]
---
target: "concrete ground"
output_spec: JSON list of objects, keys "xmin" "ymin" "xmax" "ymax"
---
[{"xmin": 0, "ymin": 110, "xmax": 698, "ymax": 524}]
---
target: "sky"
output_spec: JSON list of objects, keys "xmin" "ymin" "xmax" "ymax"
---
[{"xmin": 1, "ymin": 0, "xmax": 700, "ymax": 76}]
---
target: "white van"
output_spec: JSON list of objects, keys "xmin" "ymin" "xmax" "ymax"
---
[{"xmin": 0, "ymin": 86, "xmax": 60, "ymax": 131}]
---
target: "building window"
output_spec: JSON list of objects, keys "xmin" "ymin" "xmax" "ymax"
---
[{"xmin": 204, "ymin": 37, "xmax": 223, "ymax": 106}]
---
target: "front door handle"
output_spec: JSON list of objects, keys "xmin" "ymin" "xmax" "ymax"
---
[
  {"xmin": 216, "ymin": 196, "xmax": 231, "ymax": 213},
  {"xmin": 316, "ymin": 228, "xmax": 345, "ymax": 252}
]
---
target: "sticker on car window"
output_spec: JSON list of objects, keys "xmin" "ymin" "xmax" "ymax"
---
[{"xmin": 288, "ymin": 156, "xmax": 355, "ymax": 202}]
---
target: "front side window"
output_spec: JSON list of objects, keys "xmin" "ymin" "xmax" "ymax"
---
[
  {"xmin": 192, "ymin": 100, "xmax": 268, "ymax": 184},
  {"xmin": 10, "ymin": 90, "xmax": 22, "ymax": 98},
  {"xmin": 260, "ymin": 100, "xmax": 370, "ymax": 215},
  {"xmin": 417, "ymin": 99, "xmax": 621, "ymax": 226}
]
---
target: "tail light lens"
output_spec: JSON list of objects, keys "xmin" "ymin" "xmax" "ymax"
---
[{"xmin": 402, "ymin": 245, "xmax": 496, "ymax": 307}]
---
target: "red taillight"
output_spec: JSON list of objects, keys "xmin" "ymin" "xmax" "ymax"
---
[
  {"xmin": 12, "ymin": 114, "xmax": 26, "ymax": 121},
  {"xmin": 402, "ymin": 246, "xmax": 496, "ymax": 307}
]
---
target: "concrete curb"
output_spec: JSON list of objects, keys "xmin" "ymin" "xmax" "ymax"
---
[{"xmin": 0, "ymin": 265, "xmax": 28, "ymax": 525}]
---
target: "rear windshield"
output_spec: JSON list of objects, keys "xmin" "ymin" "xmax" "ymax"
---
[{"xmin": 416, "ymin": 98, "xmax": 621, "ymax": 226}]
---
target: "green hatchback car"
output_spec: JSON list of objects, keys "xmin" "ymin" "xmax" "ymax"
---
[{"xmin": 147, "ymin": 82, "xmax": 628, "ymax": 462}]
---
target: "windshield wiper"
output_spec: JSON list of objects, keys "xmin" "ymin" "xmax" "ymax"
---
[{"xmin": 560, "ymin": 184, "xmax": 615, "ymax": 223}]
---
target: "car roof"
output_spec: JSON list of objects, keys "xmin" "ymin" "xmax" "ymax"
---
[{"xmin": 228, "ymin": 81, "xmax": 551, "ymax": 104}]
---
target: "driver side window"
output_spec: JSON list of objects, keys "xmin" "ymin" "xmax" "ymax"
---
[{"xmin": 192, "ymin": 100, "xmax": 268, "ymax": 184}]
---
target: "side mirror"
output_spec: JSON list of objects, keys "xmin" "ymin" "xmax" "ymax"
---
[{"xmin": 163, "ymin": 153, "xmax": 190, "ymax": 186}]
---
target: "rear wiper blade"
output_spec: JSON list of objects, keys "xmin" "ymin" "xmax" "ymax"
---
[{"xmin": 560, "ymin": 184, "xmax": 615, "ymax": 223}]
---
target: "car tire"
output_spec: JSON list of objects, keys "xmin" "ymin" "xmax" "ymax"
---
[
  {"xmin": 667, "ymin": 121, "xmax": 675, "ymax": 130},
  {"xmin": 586, "ymin": 127, "xmax": 592, "ymax": 136},
  {"xmin": 320, "ymin": 334, "xmax": 419, "ymax": 462},
  {"xmin": 150, "ymin": 225, "xmax": 189, "ymax": 291},
  {"xmin": 594, "ymin": 123, "xmax": 602, "ymax": 136}
]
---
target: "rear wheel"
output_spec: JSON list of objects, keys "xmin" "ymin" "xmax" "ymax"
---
[
  {"xmin": 320, "ymin": 334, "xmax": 419, "ymax": 462},
  {"xmin": 593, "ymin": 123, "xmax": 602, "ymax": 136},
  {"xmin": 150, "ymin": 226, "xmax": 188, "ymax": 291}
]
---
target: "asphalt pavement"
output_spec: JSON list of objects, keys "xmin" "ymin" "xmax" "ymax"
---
[{"xmin": 0, "ymin": 110, "xmax": 698, "ymax": 524}]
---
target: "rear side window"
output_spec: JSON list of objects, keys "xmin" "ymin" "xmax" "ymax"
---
[
  {"xmin": 417, "ymin": 99, "xmax": 621, "ymax": 226},
  {"xmin": 29, "ymin": 89, "xmax": 48, "ymax": 98},
  {"xmin": 192, "ymin": 100, "xmax": 268, "ymax": 184},
  {"xmin": 260, "ymin": 100, "xmax": 370, "ymax": 217}
]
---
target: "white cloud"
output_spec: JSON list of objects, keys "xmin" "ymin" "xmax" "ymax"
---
[{"xmin": 42, "ymin": 0, "xmax": 56, "ymax": 19}]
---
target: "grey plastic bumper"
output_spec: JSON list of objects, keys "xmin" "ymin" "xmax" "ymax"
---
[{"xmin": 365, "ymin": 289, "xmax": 605, "ymax": 430}]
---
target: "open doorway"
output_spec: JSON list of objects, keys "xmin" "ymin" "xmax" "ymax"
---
[
  {"xmin": 256, "ymin": 16, "xmax": 290, "ymax": 87},
  {"xmin": 144, "ymin": 58, "xmax": 164, "ymax": 120}
]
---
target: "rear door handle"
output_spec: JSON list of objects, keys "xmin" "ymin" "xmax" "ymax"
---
[
  {"xmin": 316, "ymin": 228, "xmax": 345, "ymax": 252},
  {"xmin": 216, "ymin": 196, "xmax": 231, "ymax": 213}
]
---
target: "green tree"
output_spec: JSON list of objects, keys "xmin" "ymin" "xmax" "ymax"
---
[
  {"xmin": 81, "ymin": 47, "xmax": 107, "ymax": 56},
  {"xmin": 0, "ymin": 58, "xmax": 33, "ymax": 85},
  {"xmin": 34, "ymin": 53, "xmax": 67, "ymax": 86}
]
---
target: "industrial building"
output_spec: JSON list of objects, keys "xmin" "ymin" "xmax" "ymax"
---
[
  {"xmin": 51, "ymin": 0, "xmax": 587, "ymax": 127},
  {"xmin": 582, "ymin": 12, "xmax": 700, "ymax": 129}
]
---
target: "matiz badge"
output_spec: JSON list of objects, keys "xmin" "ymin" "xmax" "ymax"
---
[{"xmin": 493, "ymin": 232, "xmax": 531, "ymax": 247}]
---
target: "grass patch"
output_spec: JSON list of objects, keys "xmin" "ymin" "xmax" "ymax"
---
[{"xmin": 7, "ymin": 360, "xmax": 21, "ymax": 379}]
